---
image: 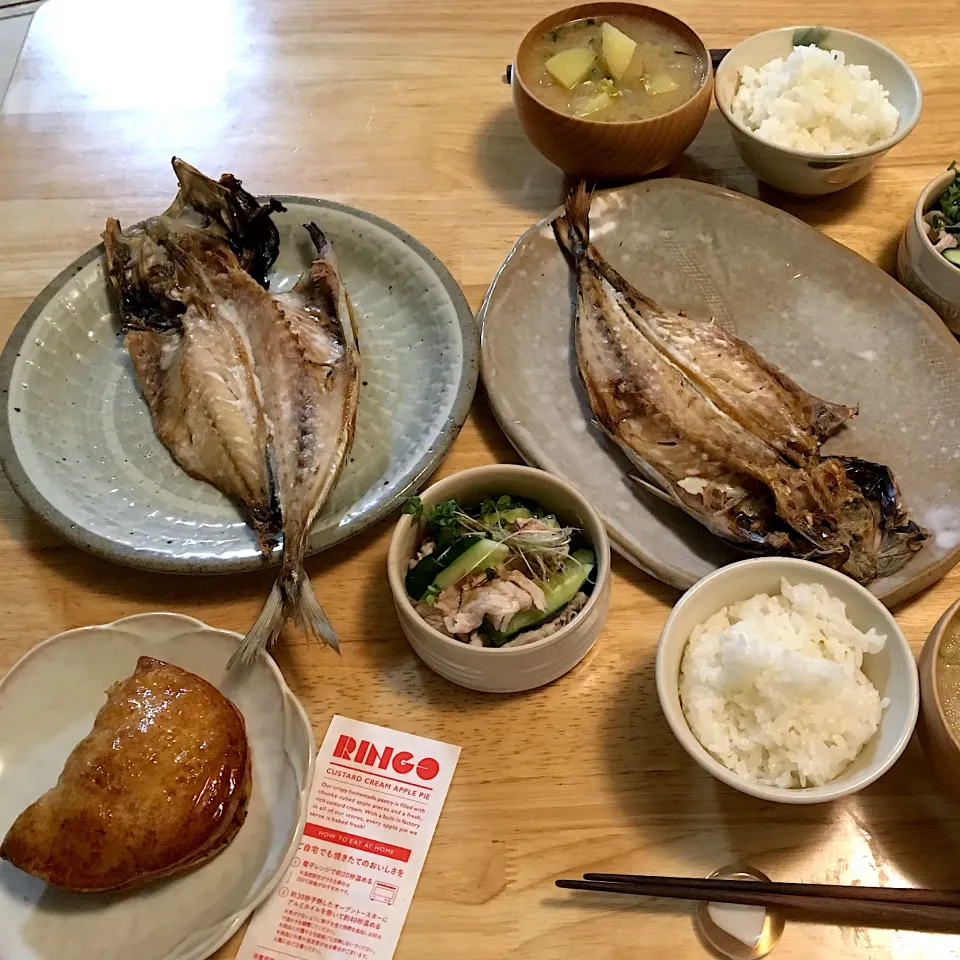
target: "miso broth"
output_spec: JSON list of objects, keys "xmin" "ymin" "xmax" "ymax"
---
[{"xmin": 525, "ymin": 16, "xmax": 705, "ymax": 122}]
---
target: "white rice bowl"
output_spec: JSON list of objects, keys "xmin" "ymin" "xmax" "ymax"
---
[
  {"xmin": 730, "ymin": 44, "xmax": 899, "ymax": 153},
  {"xmin": 679, "ymin": 578, "xmax": 887, "ymax": 788}
]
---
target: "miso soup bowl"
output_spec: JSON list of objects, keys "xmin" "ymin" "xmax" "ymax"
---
[
  {"xmin": 715, "ymin": 26, "xmax": 921, "ymax": 196},
  {"xmin": 656, "ymin": 557, "xmax": 919, "ymax": 804},
  {"xmin": 510, "ymin": 2, "xmax": 713, "ymax": 181},
  {"xmin": 387, "ymin": 465, "xmax": 611, "ymax": 694},
  {"xmin": 917, "ymin": 598, "xmax": 960, "ymax": 804}
]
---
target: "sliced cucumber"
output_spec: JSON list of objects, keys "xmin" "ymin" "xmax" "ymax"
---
[
  {"xmin": 495, "ymin": 507, "xmax": 534, "ymax": 524},
  {"xmin": 405, "ymin": 535, "xmax": 481, "ymax": 601},
  {"xmin": 433, "ymin": 539, "xmax": 510, "ymax": 591},
  {"xmin": 944, "ymin": 248, "xmax": 960, "ymax": 266},
  {"xmin": 492, "ymin": 548, "xmax": 595, "ymax": 642}
]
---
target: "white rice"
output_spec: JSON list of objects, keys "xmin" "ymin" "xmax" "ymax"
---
[
  {"xmin": 679, "ymin": 578, "xmax": 887, "ymax": 788},
  {"xmin": 730, "ymin": 45, "xmax": 899, "ymax": 153}
]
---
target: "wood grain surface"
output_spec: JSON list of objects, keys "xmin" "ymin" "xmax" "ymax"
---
[{"xmin": 0, "ymin": 2, "xmax": 959, "ymax": 958}]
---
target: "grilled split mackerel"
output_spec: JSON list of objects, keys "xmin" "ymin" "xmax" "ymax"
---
[
  {"xmin": 103, "ymin": 159, "xmax": 360, "ymax": 663},
  {"xmin": 552, "ymin": 183, "xmax": 925, "ymax": 584}
]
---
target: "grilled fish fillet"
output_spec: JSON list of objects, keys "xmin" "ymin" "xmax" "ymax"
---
[
  {"xmin": 553, "ymin": 184, "xmax": 926, "ymax": 583},
  {"xmin": 185, "ymin": 226, "xmax": 360, "ymax": 666},
  {"xmin": 103, "ymin": 160, "xmax": 360, "ymax": 662},
  {"xmin": 123, "ymin": 286, "xmax": 278, "ymax": 552},
  {"xmin": 0, "ymin": 657, "xmax": 250, "ymax": 892},
  {"xmin": 104, "ymin": 161, "xmax": 283, "ymax": 551},
  {"xmin": 582, "ymin": 242, "xmax": 856, "ymax": 464}
]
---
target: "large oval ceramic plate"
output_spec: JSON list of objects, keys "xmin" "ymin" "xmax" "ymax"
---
[
  {"xmin": 0, "ymin": 198, "xmax": 478, "ymax": 572},
  {"xmin": 0, "ymin": 612, "xmax": 315, "ymax": 960},
  {"xmin": 480, "ymin": 179, "xmax": 960, "ymax": 605}
]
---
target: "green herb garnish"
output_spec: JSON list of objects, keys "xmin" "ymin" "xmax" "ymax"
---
[
  {"xmin": 938, "ymin": 161, "xmax": 960, "ymax": 223},
  {"xmin": 480, "ymin": 494, "xmax": 514, "ymax": 516},
  {"xmin": 402, "ymin": 496, "xmax": 424, "ymax": 519},
  {"xmin": 424, "ymin": 498, "xmax": 464, "ymax": 549}
]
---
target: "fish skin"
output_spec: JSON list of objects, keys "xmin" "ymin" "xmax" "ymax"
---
[
  {"xmin": 554, "ymin": 183, "xmax": 926, "ymax": 583},
  {"xmin": 826, "ymin": 456, "xmax": 927, "ymax": 581}
]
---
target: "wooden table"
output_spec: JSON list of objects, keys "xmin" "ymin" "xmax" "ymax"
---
[{"xmin": 1, "ymin": 1, "xmax": 958, "ymax": 957}]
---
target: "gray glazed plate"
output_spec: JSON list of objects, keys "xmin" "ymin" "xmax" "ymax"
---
[
  {"xmin": 0, "ymin": 613, "xmax": 315, "ymax": 960},
  {"xmin": 480, "ymin": 178, "xmax": 960, "ymax": 606},
  {"xmin": 0, "ymin": 198, "xmax": 478, "ymax": 572}
]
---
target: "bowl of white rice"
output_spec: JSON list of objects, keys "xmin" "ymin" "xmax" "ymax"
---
[
  {"xmin": 656, "ymin": 557, "xmax": 919, "ymax": 804},
  {"xmin": 715, "ymin": 26, "xmax": 921, "ymax": 195}
]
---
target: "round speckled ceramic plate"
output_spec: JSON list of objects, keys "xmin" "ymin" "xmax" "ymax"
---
[
  {"xmin": 0, "ymin": 613, "xmax": 315, "ymax": 960},
  {"xmin": 480, "ymin": 178, "xmax": 960, "ymax": 606},
  {"xmin": 0, "ymin": 198, "xmax": 478, "ymax": 572}
]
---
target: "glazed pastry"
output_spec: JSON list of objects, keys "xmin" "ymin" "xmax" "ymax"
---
[{"xmin": 0, "ymin": 656, "xmax": 251, "ymax": 892}]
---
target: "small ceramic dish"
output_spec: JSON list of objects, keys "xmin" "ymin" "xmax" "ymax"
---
[
  {"xmin": 715, "ymin": 26, "xmax": 921, "ymax": 195},
  {"xmin": 656, "ymin": 557, "xmax": 919, "ymax": 804},
  {"xmin": 510, "ymin": 2, "xmax": 713, "ymax": 181},
  {"xmin": 898, "ymin": 169, "xmax": 960, "ymax": 336},
  {"xmin": 387, "ymin": 464, "xmax": 611, "ymax": 693},
  {"xmin": 917, "ymin": 598, "xmax": 960, "ymax": 803},
  {"xmin": 0, "ymin": 613, "xmax": 315, "ymax": 960}
]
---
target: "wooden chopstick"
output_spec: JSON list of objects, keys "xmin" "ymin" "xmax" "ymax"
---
[
  {"xmin": 582, "ymin": 873, "xmax": 960, "ymax": 908},
  {"xmin": 555, "ymin": 877, "xmax": 960, "ymax": 930}
]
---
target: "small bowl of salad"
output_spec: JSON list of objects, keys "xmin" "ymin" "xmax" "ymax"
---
[
  {"xmin": 898, "ymin": 162, "xmax": 960, "ymax": 335},
  {"xmin": 387, "ymin": 464, "xmax": 611, "ymax": 693}
]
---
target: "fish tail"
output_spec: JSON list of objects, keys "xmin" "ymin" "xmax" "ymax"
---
[
  {"xmin": 552, "ymin": 180, "xmax": 592, "ymax": 262},
  {"xmin": 228, "ymin": 580, "xmax": 284, "ymax": 669},
  {"xmin": 286, "ymin": 565, "xmax": 341, "ymax": 653},
  {"xmin": 227, "ymin": 564, "xmax": 340, "ymax": 670},
  {"xmin": 565, "ymin": 180, "xmax": 592, "ymax": 246}
]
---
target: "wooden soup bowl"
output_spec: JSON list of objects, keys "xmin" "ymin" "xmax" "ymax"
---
[
  {"xmin": 511, "ymin": 2, "xmax": 713, "ymax": 181},
  {"xmin": 918, "ymin": 598, "xmax": 960, "ymax": 804}
]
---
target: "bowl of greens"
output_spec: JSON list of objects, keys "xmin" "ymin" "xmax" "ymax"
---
[
  {"xmin": 387, "ymin": 464, "xmax": 611, "ymax": 692},
  {"xmin": 898, "ymin": 163, "xmax": 960, "ymax": 334}
]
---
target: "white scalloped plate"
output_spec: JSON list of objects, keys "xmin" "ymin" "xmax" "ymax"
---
[
  {"xmin": 0, "ymin": 197, "xmax": 478, "ymax": 572},
  {"xmin": 0, "ymin": 613, "xmax": 316, "ymax": 960}
]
